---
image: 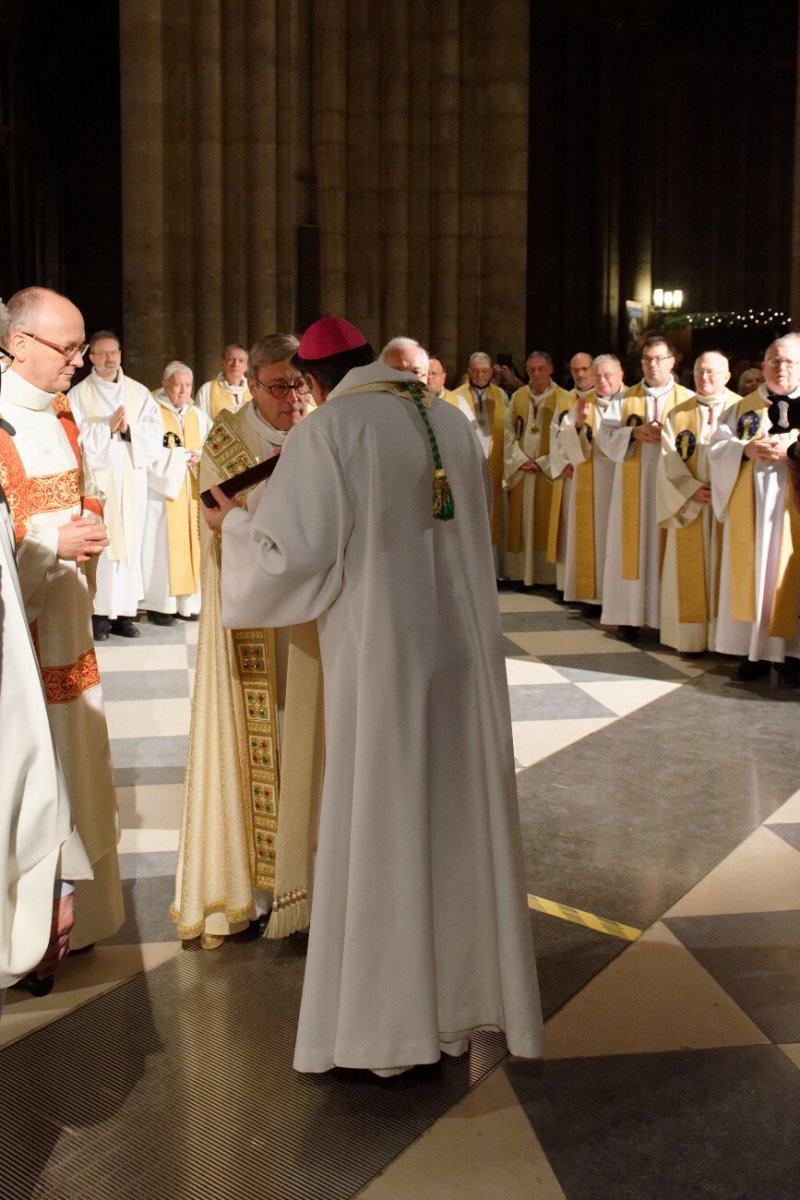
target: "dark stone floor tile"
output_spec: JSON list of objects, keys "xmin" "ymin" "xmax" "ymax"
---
[
  {"xmin": 509, "ymin": 683, "xmax": 615, "ymax": 721},
  {"xmin": 664, "ymin": 911, "xmax": 800, "ymax": 1043},
  {"xmin": 110, "ymin": 735, "xmax": 189, "ymax": 771},
  {"xmin": 767, "ymin": 822, "xmax": 800, "ymax": 853},
  {"xmin": 104, "ymin": 873, "xmax": 180, "ymax": 945},
  {"xmin": 501, "ymin": 610, "xmax": 588, "ymax": 633},
  {"xmin": 537, "ymin": 652, "xmax": 686, "ymax": 682},
  {"xmin": 115, "ymin": 766, "xmax": 186, "ymax": 787},
  {"xmin": 506, "ymin": 1045, "xmax": 800, "ymax": 1200},
  {"xmin": 102, "ymin": 670, "xmax": 190, "ymax": 701}
]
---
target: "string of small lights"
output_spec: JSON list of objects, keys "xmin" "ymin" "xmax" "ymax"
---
[{"xmin": 660, "ymin": 308, "xmax": 791, "ymax": 330}]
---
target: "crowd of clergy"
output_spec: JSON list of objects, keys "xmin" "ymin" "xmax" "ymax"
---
[
  {"xmin": 66, "ymin": 326, "xmax": 800, "ymax": 690},
  {"xmin": 437, "ymin": 333, "xmax": 800, "ymax": 688}
]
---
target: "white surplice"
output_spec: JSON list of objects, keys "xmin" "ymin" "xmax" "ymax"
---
[
  {"xmin": 553, "ymin": 394, "xmax": 615, "ymax": 604},
  {"xmin": 220, "ymin": 362, "xmax": 543, "ymax": 1074},
  {"xmin": 0, "ymin": 494, "xmax": 91, "ymax": 992},
  {"xmin": 0, "ymin": 370, "xmax": 123, "ymax": 950},
  {"xmin": 141, "ymin": 399, "xmax": 211, "ymax": 616},
  {"xmin": 70, "ymin": 369, "xmax": 163, "ymax": 619},
  {"xmin": 710, "ymin": 385, "xmax": 800, "ymax": 663}
]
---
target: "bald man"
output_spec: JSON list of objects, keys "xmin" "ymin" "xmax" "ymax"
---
[
  {"xmin": 658, "ymin": 351, "xmax": 738, "ymax": 654},
  {"xmin": 1, "ymin": 286, "xmax": 124, "ymax": 949}
]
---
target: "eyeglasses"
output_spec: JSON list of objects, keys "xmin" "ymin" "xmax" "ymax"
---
[
  {"xmin": 252, "ymin": 378, "xmax": 309, "ymax": 400},
  {"xmin": 696, "ymin": 368, "xmax": 724, "ymax": 377},
  {"xmin": 0, "ymin": 347, "xmax": 14, "ymax": 374},
  {"xmin": 765, "ymin": 358, "xmax": 800, "ymax": 369},
  {"xmin": 22, "ymin": 332, "xmax": 89, "ymax": 361}
]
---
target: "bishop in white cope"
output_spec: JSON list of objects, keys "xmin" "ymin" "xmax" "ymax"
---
[{"xmin": 207, "ymin": 316, "xmax": 543, "ymax": 1077}]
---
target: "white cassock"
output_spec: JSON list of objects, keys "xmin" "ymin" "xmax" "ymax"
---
[
  {"xmin": 141, "ymin": 399, "xmax": 212, "ymax": 616},
  {"xmin": 658, "ymin": 391, "xmax": 738, "ymax": 653},
  {"xmin": 0, "ymin": 370, "xmax": 123, "ymax": 950},
  {"xmin": 597, "ymin": 383, "xmax": 678, "ymax": 629},
  {"xmin": 710, "ymin": 385, "xmax": 800, "ymax": 663},
  {"xmin": 553, "ymin": 395, "xmax": 615, "ymax": 604},
  {"xmin": 0, "ymin": 494, "xmax": 91, "ymax": 1001},
  {"xmin": 69, "ymin": 369, "xmax": 163, "ymax": 619},
  {"xmin": 220, "ymin": 362, "xmax": 543, "ymax": 1074}
]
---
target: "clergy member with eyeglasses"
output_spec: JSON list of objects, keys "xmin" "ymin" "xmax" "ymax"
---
[
  {"xmin": 172, "ymin": 334, "xmax": 324, "ymax": 950},
  {"xmin": 0, "ymin": 287, "xmax": 124, "ymax": 954}
]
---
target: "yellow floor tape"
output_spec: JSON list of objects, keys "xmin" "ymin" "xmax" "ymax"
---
[{"xmin": 527, "ymin": 894, "xmax": 641, "ymax": 942}]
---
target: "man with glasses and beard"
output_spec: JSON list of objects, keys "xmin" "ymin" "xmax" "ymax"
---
[
  {"xmin": 172, "ymin": 334, "xmax": 323, "ymax": 950},
  {"xmin": 0, "ymin": 287, "xmax": 124, "ymax": 953}
]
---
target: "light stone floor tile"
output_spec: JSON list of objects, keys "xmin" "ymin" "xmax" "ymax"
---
[
  {"xmin": 95, "ymin": 643, "xmax": 189, "ymax": 673},
  {"xmin": 105, "ymin": 697, "xmax": 192, "ymax": 740},
  {"xmin": 779, "ymin": 1044, "xmax": 800, "ymax": 1070},
  {"xmin": 505, "ymin": 658, "xmax": 568, "ymax": 686},
  {"xmin": 0, "ymin": 942, "xmax": 181, "ymax": 1049},
  {"xmin": 498, "ymin": 593, "xmax": 561, "ymax": 614},
  {"xmin": 765, "ymin": 788, "xmax": 800, "ymax": 824},
  {"xmin": 664, "ymin": 825, "xmax": 800, "ymax": 917},
  {"xmin": 506, "ymin": 629, "xmax": 640, "ymax": 658},
  {"xmin": 512, "ymin": 717, "xmax": 616, "ymax": 767},
  {"xmin": 357, "ymin": 1064, "xmax": 566, "ymax": 1200},
  {"xmin": 544, "ymin": 922, "xmax": 769, "ymax": 1059},
  {"xmin": 118, "ymin": 828, "xmax": 180, "ymax": 853},
  {"xmin": 184, "ymin": 622, "xmax": 199, "ymax": 645},
  {"xmin": 117, "ymin": 783, "xmax": 184, "ymax": 830},
  {"xmin": 576, "ymin": 678, "xmax": 682, "ymax": 718}
]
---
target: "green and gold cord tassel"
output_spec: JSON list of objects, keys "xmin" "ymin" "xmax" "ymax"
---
[{"xmin": 406, "ymin": 383, "xmax": 455, "ymax": 520}]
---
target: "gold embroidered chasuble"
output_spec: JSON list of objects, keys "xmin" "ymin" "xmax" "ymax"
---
[
  {"xmin": 172, "ymin": 404, "xmax": 323, "ymax": 943},
  {"xmin": 724, "ymin": 393, "xmax": 800, "ymax": 637},
  {"xmin": 555, "ymin": 396, "xmax": 604, "ymax": 599}
]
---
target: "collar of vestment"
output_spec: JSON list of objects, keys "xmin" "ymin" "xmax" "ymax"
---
[
  {"xmin": 695, "ymin": 392, "xmax": 725, "ymax": 407},
  {"xmin": 245, "ymin": 401, "xmax": 288, "ymax": 447},
  {"xmin": 3, "ymin": 367, "xmax": 57, "ymax": 412},
  {"xmin": 330, "ymin": 362, "xmax": 434, "ymax": 407},
  {"xmin": 644, "ymin": 380, "xmax": 673, "ymax": 400},
  {"xmin": 216, "ymin": 372, "xmax": 247, "ymax": 394},
  {"xmin": 760, "ymin": 382, "xmax": 800, "ymax": 400},
  {"xmin": 530, "ymin": 381, "xmax": 555, "ymax": 400},
  {"xmin": 157, "ymin": 396, "xmax": 192, "ymax": 419},
  {"xmin": 90, "ymin": 366, "xmax": 124, "ymax": 398}
]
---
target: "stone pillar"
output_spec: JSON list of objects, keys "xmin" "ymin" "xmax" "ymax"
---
[
  {"xmin": 119, "ymin": 0, "xmax": 532, "ymax": 383},
  {"xmin": 792, "ymin": 13, "xmax": 800, "ymax": 330}
]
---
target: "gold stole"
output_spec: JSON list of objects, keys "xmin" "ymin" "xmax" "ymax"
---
[
  {"xmin": 668, "ymin": 404, "xmax": 707, "ymax": 623},
  {"xmin": 210, "ymin": 378, "xmax": 251, "ymax": 419},
  {"xmin": 573, "ymin": 405, "xmax": 600, "ymax": 597},
  {"xmin": 620, "ymin": 384, "xmax": 680, "ymax": 579},
  {"xmin": 726, "ymin": 395, "xmax": 800, "ymax": 635},
  {"xmin": 204, "ymin": 408, "xmax": 282, "ymax": 891},
  {"xmin": 160, "ymin": 405, "xmax": 202, "ymax": 596},
  {"xmin": 547, "ymin": 391, "xmax": 582, "ymax": 562},
  {"xmin": 506, "ymin": 387, "xmax": 556, "ymax": 554}
]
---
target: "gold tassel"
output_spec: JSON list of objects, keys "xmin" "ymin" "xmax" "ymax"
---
[{"xmin": 433, "ymin": 468, "xmax": 455, "ymax": 520}]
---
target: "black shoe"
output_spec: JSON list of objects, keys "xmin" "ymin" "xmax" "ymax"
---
[
  {"xmin": 175, "ymin": 612, "xmax": 199, "ymax": 622},
  {"xmin": 147, "ymin": 610, "xmax": 176, "ymax": 627},
  {"xmin": 617, "ymin": 625, "xmax": 640, "ymax": 642},
  {"xmin": 92, "ymin": 615, "xmax": 112, "ymax": 641},
  {"xmin": 111, "ymin": 617, "xmax": 141, "ymax": 638},
  {"xmin": 12, "ymin": 972, "xmax": 54, "ymax": 997},
  {"xmin": 776, "ymin": 657, "xmax": 800, "ymax": 688},
  {"xmin": 734, "ymin": 658, "xmax": 770, "ymax": 682}
]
